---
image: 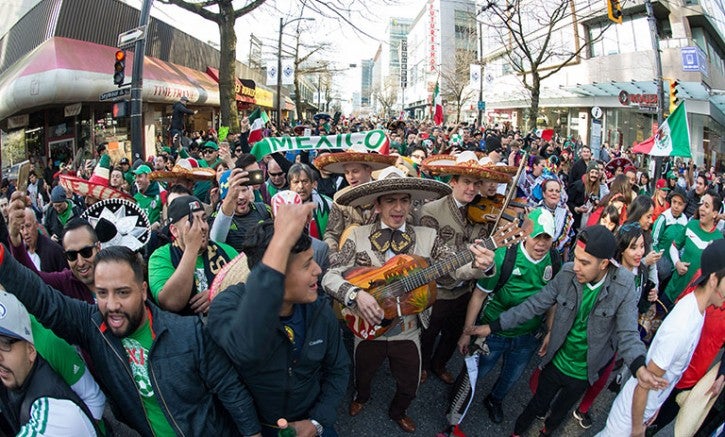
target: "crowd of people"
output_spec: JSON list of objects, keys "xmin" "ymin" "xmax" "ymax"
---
[{"xmin": 0, "ymin": 109, "xmax": 722, "ymax": 437}]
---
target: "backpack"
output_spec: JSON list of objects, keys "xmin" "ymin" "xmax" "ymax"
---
[{"xmin": 493, "ymin": 245, "xmax": 562, "ymax": 293}]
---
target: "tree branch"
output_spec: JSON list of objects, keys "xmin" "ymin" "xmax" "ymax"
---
[{"xmin": 159, "ymin": 0, "xmax": 220, "ymax": 22}]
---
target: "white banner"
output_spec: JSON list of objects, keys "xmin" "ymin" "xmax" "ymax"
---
[
  {"xmin": 266, "ymin": 61, "xmax": 278, "ymax": 86},
  {"xmin": 281, "ymin": 59, "xmax": 294, "ymax": 85},
  {"xmin": 469, "ymin": 64, "xmax": 481, "ymax": 88}
]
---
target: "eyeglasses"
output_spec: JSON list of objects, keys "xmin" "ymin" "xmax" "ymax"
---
[
  {"xmin": 202, "ymin": 149, "xmax": 216, "ymax": 155},
  {"xmin": 65, "ymin": 245, "xmax": 96, "ymax": 262},
  {"xmin": 0, "ymin": 336, "xmax": 20, "ymax": 352},
  {"xmin": 268, "ymin": 172, "xmax": 285, "ymax": 177}
]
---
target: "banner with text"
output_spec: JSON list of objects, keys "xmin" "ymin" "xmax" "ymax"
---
[{"xmin": 251, "ymin": 130, "xmax": 389, "ymax": 160}]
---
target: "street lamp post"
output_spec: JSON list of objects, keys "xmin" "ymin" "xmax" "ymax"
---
[{"xmin": 277, "ymin": 17, "xmax": 315, "ymax": 127}]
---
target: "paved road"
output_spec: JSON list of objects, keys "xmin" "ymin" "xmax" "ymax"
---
[{"xmin": 335, "ymin": 332, "xmax": 675, "ymax": 437}]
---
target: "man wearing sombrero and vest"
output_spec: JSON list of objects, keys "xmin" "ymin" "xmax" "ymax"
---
[
  {"xmin": 322, "ymin": 167, "xmax": 496, "ymax": 433},
  {"xmin": 467, "ymin": 225, "xmax": 667, "ymax": 437},
  {"xmin": 148, "ymin": 195, "xmax": 237, "ymax": 316},
  {"xmin": 315, "ymin": 149, "xmax": 397, "ymax": 251},
  {"xmin": 416, "ymin": 151, "xmax": 507, "ymax": 386}
]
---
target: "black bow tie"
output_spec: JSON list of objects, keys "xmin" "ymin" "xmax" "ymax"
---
[{"xmin": 370, "ymin": 228, "xmax": 412, "ymax": 254}]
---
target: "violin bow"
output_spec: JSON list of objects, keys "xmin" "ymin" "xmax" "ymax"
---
[{"xmin": 491, "ymin": 151, "xmax": 528, "ymax": 232}]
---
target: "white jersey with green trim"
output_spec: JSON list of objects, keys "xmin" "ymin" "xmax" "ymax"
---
[{"xmin": 17, "ymin": 397, "xmax": 96, "ymax": 437}]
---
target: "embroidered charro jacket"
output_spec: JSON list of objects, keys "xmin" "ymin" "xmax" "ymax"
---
[
  {"xmin": 322, "ymin": 222, "xmax": 486, "ymax": 343},
  {"xmin": 323, "ymin": 202, "xmax": 377, "ymax": 252},
  {"xmin": 417, "ymin": 194, "xmax": 490, "ymax": 300}
]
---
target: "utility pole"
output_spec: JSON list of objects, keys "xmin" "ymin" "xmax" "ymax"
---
[
  {"xmin": 645, "ymin": 0, "xmax": 665, "ymax": 180},
  {"xmin": 478, "ymin": 21, "xmax": 484, "ymax": 129},
  {"xmin": 130, "ymin": 0, "xmax": 153, "ymax": 161}
]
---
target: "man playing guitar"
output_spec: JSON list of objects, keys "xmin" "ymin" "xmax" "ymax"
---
[{"xmin": 322, "ymin": 166, "xmax": 497, "ymax": 433}]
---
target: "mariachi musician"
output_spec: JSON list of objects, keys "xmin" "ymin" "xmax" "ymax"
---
[
  {"xmin": 321, "ymin": 167, "xmax": 496, "ymax": 433},
  {"xmin": 416, "ymin": 151, "xmax": 515, "ymax": 385}
]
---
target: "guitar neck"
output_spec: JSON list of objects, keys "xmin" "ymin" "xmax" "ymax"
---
[{"xmin": 400, "ymin": 237, "xmax": 498, "ymax": 292}]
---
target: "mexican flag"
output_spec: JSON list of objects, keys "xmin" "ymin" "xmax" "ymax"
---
[
  {"xmin": 433, "ymin": 80, "xmax": 443, "ymax": 125},
  {"xmin": 248, "ymin": 107, "xmax": 270, "ymax": 145},
  {"xmin": 632, "ymin": 102, "xmax": 691, "ymax": 157}
]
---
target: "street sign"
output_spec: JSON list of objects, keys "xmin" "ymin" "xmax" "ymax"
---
[
  {"xmin": 591, "ymin": 106, "xmax": 603, "ymax": 119},
  {"xmin": 99, "ymin": 87, "xmax": 130, "ymax": 101},
  {"xmin": 681, "ymin": 46, "xmax": 708, "ymax": 77},
  {"xmin": 117, "ymin": 26, "xmax": 147, "ymax": 48},
  {"xmin": 478, "ymin": 101, "xmax": 486, "ymax": 111}
]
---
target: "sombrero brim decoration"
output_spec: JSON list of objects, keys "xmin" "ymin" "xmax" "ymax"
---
[
  {"xmin": 209, "ymin": 252, "xmax": 250, "ymax": 301},
  {"xmin": 314, "ymin": 152, "xmax": 398, "ymax": 174},
  {"xmin": 421, "ymin": 155, "xmax": 512, "ymax": 184},
  {"xmin": 674, "ymin": 362, "xmax": 720, "ymax": 436},
  {"xmin": 335, "ymin": 169, "xmax": 452, "ymax": 208},
  {"xmin": 60, "ymin": 175, "xmax": 132, "ymax": 201},
  {"xmin": 81, "ymin": 198, "xmax": 150, "ymax": 251},
  {"xmin": 149, "ymin": 165, "xmax": 216, "ymax": 182}
]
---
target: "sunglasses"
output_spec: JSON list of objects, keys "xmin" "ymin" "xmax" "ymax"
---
[
  {"xmin": 203, "ymin": 149, "xmax": 216, "ymax": 154},
  {"xmin": 268, "ymin": 172, "xmax": 285, "ymax": 177},
  {"xmin": 65, "ymin": 245, "xmax": 96, "ymax": 262}
]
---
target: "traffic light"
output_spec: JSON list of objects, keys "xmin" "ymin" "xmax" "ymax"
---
[
  {"xmin": 669, "ymin": 79, "xmax": 680, "ymax": 114},
  {"xmin": 607, "ymin": 0, "xmax": 623, "ymax": 24},
  {"xmin": 113, "ymin": 50, "xmax": 126, "ymax": 86}
]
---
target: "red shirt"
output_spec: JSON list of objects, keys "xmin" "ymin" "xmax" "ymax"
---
[{"xmin": 652, "ymin": 196, "xmax": 669, "ymax": 222}]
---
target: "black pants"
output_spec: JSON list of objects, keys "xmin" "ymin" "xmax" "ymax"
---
[
  {"xmin": 514, "ymin": 362, "xmax": 589, "ymax": 435},
  {"xmin": 420, "ymin": 292, "xmax": 470, "ymax": 372}
]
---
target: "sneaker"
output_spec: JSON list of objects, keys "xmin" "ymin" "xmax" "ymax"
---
[
  {"xmin": 483, "ymin": 395, "xmax": 504, "ymax": 424},
  {"xmin": 572, "ymin": 409, "xmax": 593, "ymax": 429}
]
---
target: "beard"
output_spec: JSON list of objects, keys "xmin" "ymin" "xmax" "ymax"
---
[{"xmin": 104, "ymin": 306, "xmax": 145, "ymax": 337}]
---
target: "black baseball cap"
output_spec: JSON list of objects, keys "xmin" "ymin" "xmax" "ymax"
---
[
  {"xmin": 692, "ymin": 239, "xmax": 725, "ymax": 287},
  {"xmin": 669, "ymin": 187, "xmax": 687, "ymax": 203},
  {"xmin": 119, "ymin": 157, "xmax": 130, "ymax": 165},
  {"xmin": 576, "ymin": 225, "xmax": 616, "ymax": 260},
  {"xmin": 167, "ymin": 195, "xmax": 204, "ymax": 224}
]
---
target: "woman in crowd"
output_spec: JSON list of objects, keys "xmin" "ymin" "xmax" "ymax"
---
[{"xmin": 586, "ymin": 174, "xmax": 632, "ymax": 226}]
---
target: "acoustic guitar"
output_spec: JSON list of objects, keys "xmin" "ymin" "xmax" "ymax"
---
[{"xmin": 341, "ymin": 222, "xmax": 525, "ymax": 340}]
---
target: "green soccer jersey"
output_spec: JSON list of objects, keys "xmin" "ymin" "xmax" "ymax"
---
[
  {"xmin": 476, "ymin": 243, "xmax": 554, "ymax": 337},
  {"xmin": 551, "ymin": 279, "xmax": 605, "ymax": 380},
  {"xmin": 122, "ymin": 316, "xmax": 176, "ymax": 436},
  {"xmin": 664, "ymin": 219, "xmax": 723, "ymax": 302},
  {"xmin": 30, "ymin": 315, "xmax": 84, "ymax": 386}
]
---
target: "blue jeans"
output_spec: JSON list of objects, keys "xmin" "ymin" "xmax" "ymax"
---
[{"xmin": 477, "ymin": 332, "xmax": 540, "ymax": 402}]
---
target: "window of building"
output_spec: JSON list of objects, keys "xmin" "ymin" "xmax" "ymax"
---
[{"xmin": 588, "ymin": 15, "xmax": 652, "ymax": 57}]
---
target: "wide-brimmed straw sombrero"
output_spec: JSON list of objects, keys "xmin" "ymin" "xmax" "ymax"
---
[
  {"xmin": 335, "ymin": 166, "xmax": 451, "ymax": 207},
  {"xmin": 209, "ymin": 252, "xmax": 250, "ymax": 301},
  {"xmin": 314, "ymin": 144, "xmax": 397, "ymax": 174},
  {"xmin": 149, "ymin": 158, "xmax": 216, "ymax": 182},
  {"xmin": 81, "ymin": 198, "xmax": 150, "ymax": 251},
  {"xmin": 674, "ymin": 362, "xmax": 720, "ymax": 436},
  {"xmin": 422, "ymin": 151, "xmax": 512, "ymax": 183},
  {"xmin": 60, "ymin": 154, "xmax": 132, "ymax": 201}
]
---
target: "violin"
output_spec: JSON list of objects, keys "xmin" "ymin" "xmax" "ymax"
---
[{"xmin": 467, "ymin": 194, "xmax": 528, "ymax": 224}]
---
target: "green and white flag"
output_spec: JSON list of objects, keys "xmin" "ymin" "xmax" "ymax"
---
[
  {"xmin": 251, "ymin": 130, "xmax": 390, "ymax": 160},
  {"xmin": 632, "ymin": 101, "xmax": 691, "ymax": 157}
]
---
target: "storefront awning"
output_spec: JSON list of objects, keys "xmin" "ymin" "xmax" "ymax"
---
[
  {"xmin": 206, "ymin": 67, "xmax": 254, "ymax": 103},
  {"xmin": 0, "ymin": 37, "xmax": 220, "ymax": 121}
]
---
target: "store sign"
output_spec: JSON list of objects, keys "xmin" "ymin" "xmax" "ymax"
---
[
  {"xmin": 618, "ymin": 90, "xmax": 657, "ymax": 107},
  {"xmin": 7, "ymin": 114, "xmax": 29, "ymax": 129},
  {"xmin": 400, "ymin": 39, "xmax": 408, "ymax": 88},
  {"xmin": 255, "ymin": 88, "xmax": 274, "ymax": 108},
  {"xmin": 428, "ymin": 0, "xmax": 437, "ymax": 72},
  {"xmin": 152, "ymin": 85, "xmax": 198, "ymax": 101}
]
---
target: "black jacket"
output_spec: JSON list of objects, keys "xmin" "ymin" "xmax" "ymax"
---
[{"xmin": 208, "ymin": 263, "xmax": 350, "ymax": 429}]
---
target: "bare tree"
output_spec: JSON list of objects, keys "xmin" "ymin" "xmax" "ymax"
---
[
  {"xmin": 159, "ymin": 0, "xmax": 266, "ymax": 133},
  {"xmin": 481, "ymin": 0, "xmax": 607, "ymax": 130},
  {"xmin": 440, "ymin": 49, "xmax": 479, "ymax": 123},
  {"xmin": 372, "ymin": 76, "xmax": 399, "ymax": 117}
]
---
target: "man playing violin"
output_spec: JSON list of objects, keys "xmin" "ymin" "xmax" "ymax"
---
[
  {"xmin": 322, "ymin": 167, "xmax": 495, "ymax": 433},
  {"xmin": 417, "ymin": 152, "xmax": 508, "ymax": 386}
]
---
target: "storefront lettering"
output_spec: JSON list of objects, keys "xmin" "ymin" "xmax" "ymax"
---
[
  {"xmin": 618, "ymin": 90, "xmax": 657, "ymax": 107},
  {"xmin": 240, "ymin": 84, "xmax": 255, "ymax": 98}
]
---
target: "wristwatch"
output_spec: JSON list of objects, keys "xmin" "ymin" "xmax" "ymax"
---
[
  {"xmin": 310, "ymin": 419, "xmax": 324, "ymax": 436},
  {"xmin": 346, "ymin": 288, "xmax": 359, "ymax": 308}
]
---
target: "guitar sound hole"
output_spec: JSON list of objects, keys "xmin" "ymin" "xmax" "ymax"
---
[{"xmin": 380, "ymin": 318, "xmax": 393, "ymax": 327}]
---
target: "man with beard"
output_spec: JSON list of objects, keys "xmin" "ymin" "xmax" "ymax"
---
[
  {"xmin": 18, "ymin": 207, "xmax": 67, "ymax": 272},
  {"xmin": 0, "ymin": 243, "xmax": 261, "ymax": 436},
  {"xmin": 148, "ymin": 195, "xmax": 237, "ymax": 315},
  {"xmin": 209, "ymin": 169, "xmax": 271, "ymax": 252},
  {"xmin": 288, "ymin": 163, "xmax": 333, "ymax": 240}
]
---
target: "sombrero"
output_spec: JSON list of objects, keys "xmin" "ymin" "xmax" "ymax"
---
[
  {"xmin": 209, "ymin": 251, "xmax": 250, "ymax": 301},
  {"xmin": 81, "ymin": 198, "xmax": 150, "ymax": 251},
  {"xmin": 605, "ymin": 157, "xmax": 634, "ymax": 180},
  {"xmin": 674, "ymin": 362, "xmax": 721, "ymax": 436},
  {"xmin": 293, "ymin": 125, "xmax": 312, "ymax": 136},
  {"xmin": 314, "ymin": 148, "xmax": 397, "ymax": 174},
  {"xmin": 335, "ymin": 166, "xmax": 451, "ymax": 208},
  {"xmin": 60, "ymin": 154, "xmax": 132, "ymax": 201},
  {"xmin": 477, "ymin": 156, "xmax": 519, "ymax": 175},
  {"xmin": 149, "ymin": 158, "xmax": 216, "ymax": 182},
  {"xmin": 422, "ymin": 151, "xmax": 512, "ymax": 184}
]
